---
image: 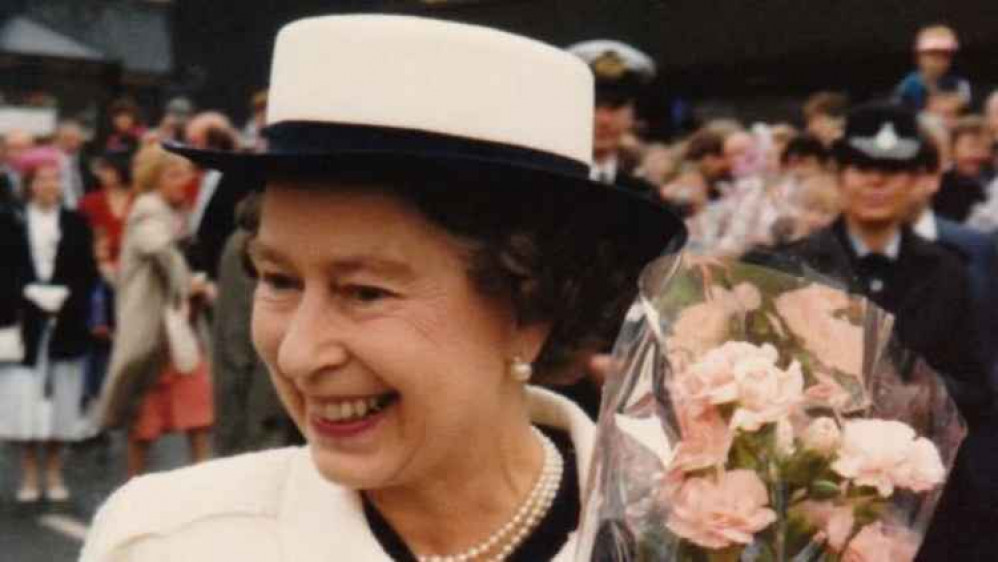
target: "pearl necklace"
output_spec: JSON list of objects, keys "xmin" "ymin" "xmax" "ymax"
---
[{"xmin": 416, "ymin": 428, "xmax": 564, "ymax": 562}]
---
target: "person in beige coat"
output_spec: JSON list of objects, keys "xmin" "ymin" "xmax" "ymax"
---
[
  {"xmin": 98, "ymin": 144, "xmax": 214, "ymax": 477},
  {"xmin": 81, "ymin": 15, "xmax": 685, "ymax": 562}
]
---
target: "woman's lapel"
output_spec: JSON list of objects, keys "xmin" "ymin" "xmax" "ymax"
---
[
  {"xmin": 276, "ymin": 389, "xmax": 595, "ymax": 561},
  {"xmin": 278, "ymin": 447, "xmax": 394, "ymax": 561}
]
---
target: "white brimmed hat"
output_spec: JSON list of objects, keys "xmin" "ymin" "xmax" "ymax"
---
[{"xmin": 165, "ymin": 15, "xmax": 685, "ymax": 248}]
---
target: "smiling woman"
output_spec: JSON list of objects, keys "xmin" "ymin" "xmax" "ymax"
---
[{"xmin": 80, "ymin": 14, "xmax": 684, "ymax": 562}]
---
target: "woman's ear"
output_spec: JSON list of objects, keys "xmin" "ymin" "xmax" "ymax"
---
[{"xmin": 515, "ymin": 321, "xmax": 553, "ymax": 365}]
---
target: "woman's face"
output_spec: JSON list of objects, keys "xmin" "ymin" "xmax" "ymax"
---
[
  {"xmin": 30, "ymin": 165, "xmax": 63, "ymax": 209},
  {"xmin": 157, "ymin": 157, "xmax": 193, "ymax": 206},
  {"xmin": 112, "ymin": 112, "xmax": 136, "ymax": 133},
  {"xmin": 249, "ymin": 185, "xmax": 541, "ymax": 490}
]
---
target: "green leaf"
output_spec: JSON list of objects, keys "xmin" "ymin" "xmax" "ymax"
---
[{"xmin": 810, "ymin": 480, "xmax": 841, "ymax": 499}]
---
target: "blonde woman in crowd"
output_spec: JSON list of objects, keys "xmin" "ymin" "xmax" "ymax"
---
[{"xmin": 98, "ymin": 144, "xmax": 215, "ymax": 478}]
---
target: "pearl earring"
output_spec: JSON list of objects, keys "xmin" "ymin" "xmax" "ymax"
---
[{"xmin": 510, "ymin": 356, "xmax": 533, "ymax": 383}]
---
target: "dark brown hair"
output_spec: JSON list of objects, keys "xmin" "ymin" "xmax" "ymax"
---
[
  {"xmin": 803, "ymin": 92, "xmax": 850, "ymax": 121},
  {"xmin": 244, "ymin": 169, "xmax": 665, "ymax": 384},
  {"xmin": 683, "ymin": 129, "xmax": 725, "ymax": 161}
]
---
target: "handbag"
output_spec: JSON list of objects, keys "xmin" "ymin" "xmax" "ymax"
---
[
  {"xmin": 163, "ymin": 299, "xmax": 200, "ymax": 374},
  {"xmin": 0, "ymin": 324, "xmax": 24, "ymax": 363}
]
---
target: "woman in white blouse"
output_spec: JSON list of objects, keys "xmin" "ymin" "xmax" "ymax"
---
[{"xmin": 0, "ymin": 160, "xmax": 98, "ymax": 502}]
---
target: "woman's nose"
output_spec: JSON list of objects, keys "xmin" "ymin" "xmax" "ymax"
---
[{"xmin": 275, "ymin": 291, "xmax": 349, "ymax": 385}]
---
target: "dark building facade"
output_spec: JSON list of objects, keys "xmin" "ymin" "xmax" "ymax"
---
[
  {"xmin": 174, "ymin": 1, "xmax": 997, "ymax": 136},
  {"xmin": 0, "ymin": 0, "xmax": 173, "ymax": 134}
]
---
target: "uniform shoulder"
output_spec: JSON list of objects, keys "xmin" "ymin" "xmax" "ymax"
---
[
  {"xmin": 907, "ymin": 232, "xmax": 967, "ymax": 270},
  {"xmin": 83, "ymin": 448, "xmax": 301, "ymax": 558}
]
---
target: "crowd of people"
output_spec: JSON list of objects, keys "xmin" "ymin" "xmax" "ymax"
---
[
  {"xmin": 0, "ymin": 18, "xmax": 996, "ymax": 559},
  {"xmin": 0, "ymin": 89, "xmax": 298, "ymax": 503}
]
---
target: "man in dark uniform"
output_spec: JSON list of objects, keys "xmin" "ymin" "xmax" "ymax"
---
[
  {"xmin": 755, "ymin": 103, "xmax": 995, "ymax": 560},
  {"xmin": 553, "ymin": 41, "xmax": 661, "ymax": 417},
  {"xmin": 568, "ymin": 40, "xmax": 657, "ymax": 194}
]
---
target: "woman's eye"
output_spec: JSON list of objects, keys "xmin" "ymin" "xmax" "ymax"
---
[
  {"xmin": 344, "ymin": 285, "xmax": 394, "ymax": 304},
  {"xmin": 259, "ymin": 272, "xmax": 300, "ymax": 295}
]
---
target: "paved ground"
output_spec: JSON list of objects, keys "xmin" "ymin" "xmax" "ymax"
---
[{"xmin": 0, "ymin": 432, "xmax": 190, "ymax": 561}]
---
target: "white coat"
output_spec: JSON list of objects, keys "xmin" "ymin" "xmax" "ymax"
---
[{"xmin": 80, "ymin": 387, "xmax": 595, "ymax": 561}]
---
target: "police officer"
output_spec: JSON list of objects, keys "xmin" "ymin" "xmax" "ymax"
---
[
  {"xmin": 568, "ymin": 40, "xmax": 657, "ymax": 192},
  {"xmin": 754, "ymin": 103, "xmax": 995, "ymax": 560}
]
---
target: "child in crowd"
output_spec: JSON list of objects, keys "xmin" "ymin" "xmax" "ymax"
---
[{"xmin": 895, "ymin": 25, "xmax": 971, "ymax": 111}]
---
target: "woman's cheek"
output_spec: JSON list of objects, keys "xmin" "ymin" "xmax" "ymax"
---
[{"xmin": 251, "ymin": 299, "xmax": 286, "ymax": 370}]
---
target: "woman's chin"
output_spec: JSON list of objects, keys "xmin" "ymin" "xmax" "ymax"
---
[
  {"xmin": 308, "ymin": 444, "xmax": 398, "ymax": 489},
  {"xmin": 304, "ymin": 399, "xmax": 402, "ymax": 487}
]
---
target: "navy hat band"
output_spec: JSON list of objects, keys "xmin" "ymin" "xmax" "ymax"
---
[{"xmin": 262, "ymin": 121, "xmax": 590, "ymax": 178}]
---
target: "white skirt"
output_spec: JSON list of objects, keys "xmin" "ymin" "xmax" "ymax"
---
[{"xmin": 0, "ymin": 329, "xmax": 94, "ymax": 442}]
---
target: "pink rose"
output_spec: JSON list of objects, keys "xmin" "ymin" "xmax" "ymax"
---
[
  {"xmin": 672, "ymin": 403, "xmax": 733, "ymax": 472},
  {"xmin": 842, "ymin": 522, "xmax": 919, "ymax": 562},
  {"xmin": 728, "ymin": 356, "xmax": 804, "ymax": 432},
  {"xmin": 667, "ymin": 470, "xmax": 777, "ymax": 549},
  {"xmin": 832, "ymin": 420, "xmax": 944, "ymax": 497},
  {"xmin": 774, "ymin": 285, "xmax": 863, "ymax": 378}
]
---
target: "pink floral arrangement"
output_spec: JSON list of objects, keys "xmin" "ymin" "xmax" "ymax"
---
[{"xmin": 577, "ymin": 255, "xmax": 965, "ymax": 562}]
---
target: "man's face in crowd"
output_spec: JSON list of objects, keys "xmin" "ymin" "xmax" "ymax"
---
[
  {"xmin": 593, "ymin": 101, "xmax": 635, "ymax": 158},
  {"xmin": 953, "ymin": 132, "xmax": 990, "ymax": 178},
  {"xmin": 917, "ymin": 51, "xmax": 953, "ymax": 81},
  {"xmin": 839, "ymin": 164, "xmax": 918, "ymax": 227},
  {"xmin": 700, "ymin": 151, "xmax": 731, "ymax": 182},
  {"xmin": 55, "ymin": 124, "xmax": 84, "ymax": 154},
  {"xmin": 926, "ymin": 94, "xmax": 964, "ymax": 131}
]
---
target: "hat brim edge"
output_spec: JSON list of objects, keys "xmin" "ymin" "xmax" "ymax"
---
[{"xmin": 164, "ymin": 142, "xmax": 689, "ymax": 252}]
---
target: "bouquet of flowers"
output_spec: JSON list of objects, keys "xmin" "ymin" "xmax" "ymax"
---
[{"xmin": 575, "ymin": 254, "xmax": 966, "ymax": 562}]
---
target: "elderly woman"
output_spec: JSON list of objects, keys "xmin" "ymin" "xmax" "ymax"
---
[
  {"xmin": 98, "ymin": 144, "xmax": 215, "ymax": 478},
  {"xmin": 81, "ymin": 15, "xmax": 684, "ymax": 562},
  {"xmin": 0, "ymin": 160, "xmax": 98, "ymax": 502}
]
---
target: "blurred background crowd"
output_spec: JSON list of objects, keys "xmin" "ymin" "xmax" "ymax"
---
[{"xmin": 1, "ymin": 0, "xmax": 997, "ymax": 559}]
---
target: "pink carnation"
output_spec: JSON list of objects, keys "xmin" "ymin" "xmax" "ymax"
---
[
  {"xmin": 804, "ymin": 372, "xmax": 855, "ymax": 411},
  {"xmin": 728, "ymin": 356, "xmax": 804, "ymax": 432},
  {"xmin": 843, "ymin": 522, "xmax": 919, "ymax": 562},
  {"xmin": 672, "ymin": 403, "xmax": 733, "ymax": 472},
  {"xmin": 666, "ymin": 283, "xmax": 762, "ymax": 370},
  {"xmin": 797, "ymin": 500, "xmax": 855, "ymax": 551},
  {"xmin": 897, "ymin": 437, "xmax": 946, "ymax": 493},
  {"xmin": 675, "ymin": 341, "xmax": 779, "ymax": 409},
  {"xmin": 832, "ymin": 420, "xmax": 945, "ymax": 497},
  {"xmin": 774, "ymin": 284, "xmax": 863, "ymax": 378},
  {"xmin": 666, "ymin": 470, "xmax": 777, "ymax": 549}
]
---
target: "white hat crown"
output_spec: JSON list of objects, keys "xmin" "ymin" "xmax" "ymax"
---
[{"xmin": 267, "ymin": 15, "xmax": 595, "ymax": 165}]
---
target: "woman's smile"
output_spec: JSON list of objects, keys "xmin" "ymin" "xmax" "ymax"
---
[{"xmin": 308, "ymin": 392, "xmax": 400, "ymax": 443}]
